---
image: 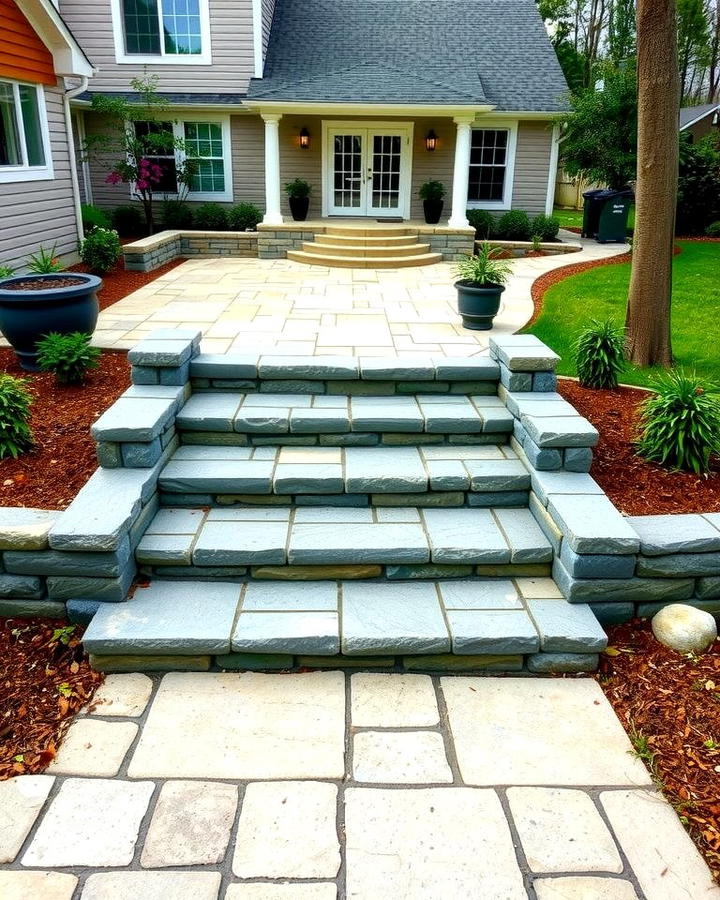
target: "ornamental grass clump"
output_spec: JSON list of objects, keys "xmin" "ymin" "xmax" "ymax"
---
[
  {"xmin": 574, "ymin": 319, "xmax": 627, "ymax": 389},
  {"xmin": 36, "ymin": 332, "xmax": 101, "ymax": 385},
  {"xmin": 636, "ymin": 370, "xmax": 720, "ymax": 474},
  {"xmin": 0, "ymin": 374, "xmax": 34, "ymax": 459},
  {"xmin": 454, "ymin": 242, "xmax": 513, "ymax": 286}
]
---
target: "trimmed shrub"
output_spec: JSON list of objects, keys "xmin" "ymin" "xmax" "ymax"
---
[
  {"xmin": 229, "ymin": 203, "xmax": 262, "ymax": 231},
  {"xmin": 531, "ymin": 214, "xmax": 560, "ymax": 242},
  {"xmin": 193, "ymin": 202, "xmax": 229, "ymax": 230},
  {"xmin": 0, "ymin": 374, "xmax": 34, "ymax": 459},
  {"xmin": 636, "ymin": 370, "xmax": 720, "ymax": 474},
  {"xmin": 80, "ymin": 227, "xmax": 121, "ymax": 274},
  {"xmin": 574, "ymin": 319, "xmax": 627, "ymax": 389},
  {"xmin": 81, "ymin": 204, "xmax": 111, "ymax": 233},
  {"xmin": 36, "ymin": 332, "xmax": 101, "ymax": 385},
  {"xmin": 706, "ymin": 221, "xmax": 720, "ymax": 238},
  {"xmin": 495, "ymin": 210, "xmax": 532, "ymax": 241},
  {"xmin": 466, "ymin": 209, "xmax": 496, "ymax": 239},
  {"xmin": 161, "ymin": 199, "xmax": 194, "ymax": 229},
  {"xmin": 676, "ymin": 133, "xmax": 720, "ymax": 236},
  {"xmin": 111, "ymin": 205, "xmax": 144, "ymax": 237}
]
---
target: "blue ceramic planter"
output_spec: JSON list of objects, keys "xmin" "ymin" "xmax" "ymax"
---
[{"xmin": 0, "ymin": 273, "xmax": 101, "ymax": 371}]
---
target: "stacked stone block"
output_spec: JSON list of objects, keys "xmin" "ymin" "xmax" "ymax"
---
[
  {"xmin": 123, "ymin": 232, "xmax": 183, "ymax": 272},
  {"xmin": 257, "ymin": 228, "xmax": 319, "ymax": 259},
  {"xmin": 425, "ymin": 230, "xmax": 476, "ymax": 262},
  {"xmin": 179, "ymin": 232, "xmax": 257, "ymax": 258}
]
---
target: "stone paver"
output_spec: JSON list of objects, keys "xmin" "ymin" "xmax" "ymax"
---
[
  {"xmin": 82, "ymin": 871, "xmax": 222, "ymax": 899},
  {"xmin": 0, "ymin": 775, "xmax": 54, "ymax": 863},
  {"xmin": 22, "ymin": 778, "xmax": 154, "ymax": 867},
  {"xmin": 534, "ymin": 877, "xmax": 639, "ymax": 899},
  {"xmin": 225, "ymin": 886, "xmax": 337, "ymax": 900},
  {"xmin": 0, "ymin": 871, "xmax": 77, "ymax": 899},
  {"xmin": 350, "ymin": 672, "xmax": 439, "ymax": 726},
  {"xmin": 141, "ymin": 781, "xmax": 238, "ymax": 867},
  {"xmin": 87, "ymin": 673, "xmax": 154, "ymax": 717},
  {"xmin": 441, "ymin": 678, "xmax": 653, "ymax": 786},
  {"xmin": 345, "ymin": 787, "xmax": 526, "ymax": 899},
  {"xmin": 47, "ymin": 719, "xmax": 138, "ymax": 776},
  {"xmin": 508, "ymin": 787, "xmax": 623, "ymax": 873},
  {"xmin": 127, "ymin": 672, "xmax": 345, "ymax": 778},
  {"xmin": 352, "ymin": 731, "xmax": 452, "ymax": 783},
  {"xmin": 90, "ymin": 239, "xmax": 627, "ymax": 356},
  {"xmin": 601, "ymin": 789, "xmax": 720, "ymax": 899},
  {"xmin": 232, "ymin": 781, "xmax": 340, "ymax": 878}
]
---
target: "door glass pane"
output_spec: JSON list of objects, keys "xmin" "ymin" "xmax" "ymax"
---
[
  {"xmin": 333, "ymin": 134, "xmax": 362, "ymax": 208},
  {"xmin": 0, "ymin": 82, "xmax": 21, "ymax": 167},
  {"xmin": 371, "ymin": 134, "xmax": 401, "ymax": 209},
  {"xmin": 161, "ymin": 0, "xmax": 203, "ymax": 54},
  {"xmin": 18, "ymin": 85, "xmax": 45, "ymax": 166},
  {"xmin": 123, "ymin": 0, "xmax": 162, "ymax": 54}
]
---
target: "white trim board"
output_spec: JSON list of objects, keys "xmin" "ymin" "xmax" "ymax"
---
[
  {"xmin": 251, "ymin": 0, "xmax": 264, "ymax": 78},
  {"xmin": 679, "ymin": 104, "xmax": 720, "ymax": 132}
]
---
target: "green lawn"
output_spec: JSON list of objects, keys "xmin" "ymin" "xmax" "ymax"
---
[
  {"xmin": 524, "ymin": 240, "xmax": 719, "ymax": 389},
  {"xmin": 553, "ymin": 204, "xmax": 636, "ymax": 231}
]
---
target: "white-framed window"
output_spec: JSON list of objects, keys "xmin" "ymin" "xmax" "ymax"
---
[
  {"xmin": 467, "ymin": 122, "xmax": 518, "ymax": 210},
  {"xmin": 0, "ymin": 79, "xmax": 53, "ymax": 183},
  {"xmin": 110, "ymin": 0, "xmax": 212, "ymax": 65},
  {"xmin": 132, "ymin": 115, "xmax": 232, "ymax": 202}
]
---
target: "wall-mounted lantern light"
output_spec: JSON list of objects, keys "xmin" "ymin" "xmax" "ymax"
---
[
  {"xmin": 425, "ymin": 129, "xmax": 437, "ymax": 151},
  {"xmin": 299, "ymin": 127, "xmax": 310, "ymax": 149}
]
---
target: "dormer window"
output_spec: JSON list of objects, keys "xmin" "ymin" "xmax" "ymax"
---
[{"xmin": 111, "ymin": 0, "xmax": 211, "ymax": 64}]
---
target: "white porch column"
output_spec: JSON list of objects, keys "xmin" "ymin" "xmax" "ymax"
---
[
  {"xmin": 448, "ymin": 116, "xmax": 474, "ymax": 228},
  {"xmin": 262, "ymin": 113, "xmax": 283, "ymax": 225}
]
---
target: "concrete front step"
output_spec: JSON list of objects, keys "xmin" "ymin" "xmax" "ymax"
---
[
  {"xmin": 158, "ymin": 445, "xmax": 530, "ymax": 506},
  {"xmin": 287, "ymin": 250, "xmax": 443, "ymax": 269},
  {"xmin": 135, "ymin": 505, "xmax": 553, "ymax": 570},
  {"xmin": 323, "ymin": 225, "xmax": 412, "ymax": 237},
  {"xmin": 176, "ymin": 392, "xmax": 514, "ymax": 438},
  {"xmin": 81, "ymin": 577, "xmax": 607, "ymax": 672},
  {"xmin": 301, "ymin": 242, "xmax": 432, "ymax": 259},
  {"xmin": 318, "ymin": 233, "xmax": 422, "ymax": 247}
]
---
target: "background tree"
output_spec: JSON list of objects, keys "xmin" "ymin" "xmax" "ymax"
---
[
  {"xmin": 608, "ymin": 0, "xmax": 637, "ymax": 63},
  {"xmin": 625, "ymin": 0, "xmax": 681, "ymax": 368},
  {"xmin": 678, "ymin": 0, "xmax": 711, "ymax": 101}
]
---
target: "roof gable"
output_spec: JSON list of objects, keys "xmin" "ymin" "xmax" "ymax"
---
[{"xmin": 249, "ymin": 0, "xmax": 569, "ymax": 111}]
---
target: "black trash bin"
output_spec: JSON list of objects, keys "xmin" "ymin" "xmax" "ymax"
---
[{"xmin": 582, "ymin": 188, "xmax": 633, "ymax": 243}]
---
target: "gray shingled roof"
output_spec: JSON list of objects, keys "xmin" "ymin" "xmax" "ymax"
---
[
  {"xmin": 248, "ymin": 0, "xmax": 569, "ymax": 111},
  {"xmin": 679, "ymin": 103, "xmax": 720, "ymax": 129}
]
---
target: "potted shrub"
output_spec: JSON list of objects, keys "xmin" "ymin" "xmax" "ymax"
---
[
  {"xmin": 0, "ymin": 246, "xmax": 101, "ymax": 371},
  {"xmin": 453, "ymin": 242, "xmax": 513, "ymax": 331},
  {"xmin": 285, "ymin": 179, "xmax": 311, "ymax": 221},
  {"xmin": 419, "ymin": 180, "xmax": 446, "ymax": 224}
]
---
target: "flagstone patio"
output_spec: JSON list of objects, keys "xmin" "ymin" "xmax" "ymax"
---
[
  {"xmin": 2, "ymin": 671, "xmax": 718, "ymax": 899},
  {"xmin": 92, "ymin": 235, "xmax": 627, "ymax": 357}
]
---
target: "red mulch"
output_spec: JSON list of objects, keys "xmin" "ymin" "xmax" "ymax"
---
[
  {"xmin": 68, "ymin": 256, "xmax": 185, "ymax": 311},
  {"xmin": 599, "ymin": 619, "xmax": 720, "ymax": 882},
  {"xmin": 0, "ymin": 350, "xmax": 130, "ymax": 509},
  {"xmin": 557, "ymin": 379, "xmax": 720, "ymax": 515},
  {"xmin": 0, "ymin": 617, "xmax": 104, "ymax": 780}
]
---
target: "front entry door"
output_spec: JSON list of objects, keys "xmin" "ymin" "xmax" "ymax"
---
[{"xmin": 325, "ymin": 125, "xmax": 412, "ymax": 218}]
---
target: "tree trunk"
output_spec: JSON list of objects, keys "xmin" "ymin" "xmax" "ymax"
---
[{"xmin": 625, "ymin": 0, "xmax": 680, "ymax": 368}]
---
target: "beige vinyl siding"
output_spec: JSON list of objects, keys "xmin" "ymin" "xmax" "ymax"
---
[
  {"xmin": 58, "ymin": 0, "xmax": 254, "ymax": 94},
  {"xmin": 0, "ymin": 81, "xmax": 80, "ymax": 271},
  {"xmin": 261, "ymin": 0, "xmax": 276, "ymax": 57},
  {"xmin": 409, "ymin": 118, "xmax": 454, "ymax": 220},
  {"xmin": 511, "ymin": 120, "xmax": 554, "ymax": 216},
  {"xmin": 231, "ymin": 114, "xmax": 266, "ymax": 210}
]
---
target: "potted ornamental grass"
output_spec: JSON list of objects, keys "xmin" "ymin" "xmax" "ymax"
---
[
  {"xmin": 453, "ymin": 242, "xmax": 513, "ymax": 331},
  {"xmin": 419, "ymin": 179, "xmax": 446, "ymax": 224},
  {"xmin": 284, "ymin": 178, "xmax": 312, "ymax": 221},
  {"xmin": 0, "ymin": 246, "xmax": 101, "ymax": 371}
]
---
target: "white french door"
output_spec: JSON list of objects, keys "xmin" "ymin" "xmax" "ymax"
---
[{"xmin": 323, "ymin": 123, "xmax": 413, "ymax": 218}]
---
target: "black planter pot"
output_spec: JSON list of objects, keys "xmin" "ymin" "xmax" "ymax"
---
[
  {"xmin": 423, "ymin": 198, "xmax": 444, "ymax": 225},
  {"xmin": 0, "ymin": 273, "xmax": 102, "ymax": 371},
  {"xmin": 289, "ymin": 196, "xmax": 310, "ymax": 221},
  {"xmin": 455, "ymin": 280, "xmax": 505, "ymax": 331}
]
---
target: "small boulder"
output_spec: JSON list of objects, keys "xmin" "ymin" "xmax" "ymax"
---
[{"xmin": 651, "ymin": 603, "xmax": 717, "ymax": 655}]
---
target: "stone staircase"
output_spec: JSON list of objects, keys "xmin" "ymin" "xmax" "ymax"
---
[
  {"xmin": 77, "ymin": 332, "xmax": 608, "ymax": 674},
  {"xmin": 286, "ymin": 225, "xmax": 442, "ymax": 268}
]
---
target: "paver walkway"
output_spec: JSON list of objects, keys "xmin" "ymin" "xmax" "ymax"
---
[
  {"xmin": 2, "ymin": 672, "xmax": 718, "ymax": 899},
  {"xmin": 92, "ymin": 234, "xmax": 626, "ymax": 356}
]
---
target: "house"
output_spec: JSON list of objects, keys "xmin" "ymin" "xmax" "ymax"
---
[
  {"xmin": 60, "ymin": 0, "xmax": 568, "ymax": 230},
  {"xmin": 0, "ymin": 0, "xmax": 93, "ymax": 269},
  {"xmin": 679, "ymin": 102, "xmax": 720, "ymax": 144}
]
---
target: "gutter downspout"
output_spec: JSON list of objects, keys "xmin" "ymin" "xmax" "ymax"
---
[{"xmin": 63, "ymin": 76, "xmax": 89, "ymax": 247}]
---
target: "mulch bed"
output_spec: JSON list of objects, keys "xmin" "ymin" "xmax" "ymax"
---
[
  {"xmin": 599, "ymin": 620, "xmax": 720, "ymax": 882},
  {"xmin": 0, "ymin": 617, "xmax": 104, "ymax": 780},
  {"xmin": 557, "ymin": 379, "xmax": 720, "ymax": 515},
  {"xmin": 68, "ymin": 256, "xmax": 185, "ymax": 312},
  {"xmin": 0, "ymin": 350, "xmax": 130, "ymax": 509}
]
